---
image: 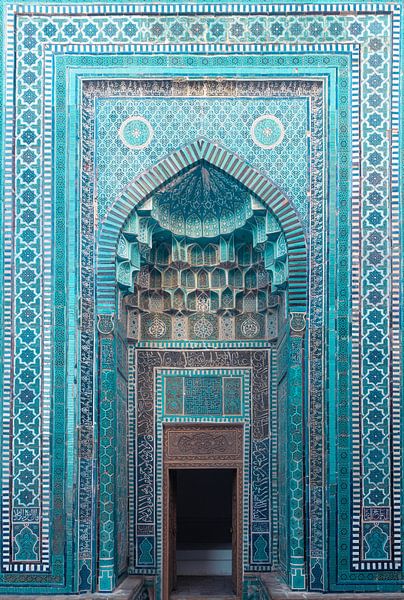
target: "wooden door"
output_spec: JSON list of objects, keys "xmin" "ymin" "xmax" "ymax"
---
[
  {"xmin": 232, "ymin": 468, "xmax": 238, "ymax": 595},
  {"xmin": 169, "ymin": 470, "xmax": 177, "ymax": 593},
  {"xmin": 163, "ymin": 425, "xmax": 244, "ymax": 599}
]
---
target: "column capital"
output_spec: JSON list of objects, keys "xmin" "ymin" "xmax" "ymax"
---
[
  {"xmin": 289, "ymin": 311, "xmax": 307, "ymax": 336},
  {"xmin": 97, "ymin": 313, "xmax": 115, "ymax": 335}
]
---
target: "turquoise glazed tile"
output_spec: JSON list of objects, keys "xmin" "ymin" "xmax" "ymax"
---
[{"xmin": 0, "ymin": 2, "xmax": 402, "ymax": 597}]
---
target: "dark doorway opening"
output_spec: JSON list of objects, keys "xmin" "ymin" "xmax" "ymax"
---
[
  {"xmin": 177, "ymin": 469, "xmax": 233, "ymax": 574},
  {"xmin": 170, "ymin": 468, "xmax": 236, "ymax": 597}
]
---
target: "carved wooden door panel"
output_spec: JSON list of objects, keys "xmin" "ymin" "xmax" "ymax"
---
[{"xmin": 169, "ymin": 470, "xmax": 177, "ymax": 592}]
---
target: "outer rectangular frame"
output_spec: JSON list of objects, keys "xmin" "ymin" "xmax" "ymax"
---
[{"xmin": 0, "ymin": 3, "xmax": 400, "ymax": 596}]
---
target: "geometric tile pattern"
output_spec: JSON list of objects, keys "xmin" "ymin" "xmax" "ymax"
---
[
  {"xmin": 96, "ymin": 96, "xmax": 309, "ymax": 225},
  {"xmin": 0, "ymin": 1, "xmax": 402, "ymax": 596},
  {"xmin": 277, "ymin": 374, "xmax": 289, "ymax": 579},
  {"xmin": 161, "ymin": 370, "xmax": 246, "ymax": 417}
]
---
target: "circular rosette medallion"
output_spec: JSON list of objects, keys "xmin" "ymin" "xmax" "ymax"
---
[
  {"xmin": 119, "ymin": 116, "xmax": 153, "ymax": 149},
  {"xmin": 148, "ymin": 317, "xmax": 167, "ymax": 338},
  {"xmin": 240, "ymin": 316, "xmax": 260, "ymax": 338},
  {"xmin": 251, "ymin": 114, "xmax": 285, "ymax": 149},
  {"xmin": 193, "ymin": 316, "xmax": 214, "ymax": 339}
]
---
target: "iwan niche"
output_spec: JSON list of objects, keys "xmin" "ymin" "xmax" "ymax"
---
[{"xmin": 117, "ymin": 162, "xmax": 287, "ymax": 342}]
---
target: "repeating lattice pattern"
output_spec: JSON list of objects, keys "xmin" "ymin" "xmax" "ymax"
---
[
  {"xmin": 96, "ymin": 96, "xmax": 308, "ymax": 225},
  {"xmin": 0, "ymin": 2, "xmax": 401, "ymax": 595}
]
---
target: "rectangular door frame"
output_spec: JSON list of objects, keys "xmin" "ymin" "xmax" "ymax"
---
[{"xmin": 162, "ymin": 424, "xmax": 244, "ymax": 600}]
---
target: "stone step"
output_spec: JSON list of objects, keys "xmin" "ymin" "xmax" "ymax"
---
[
  {"xmin": 170, "ymin": 576, "xmax": 235, "ymax": 599},
  {"xmin": 0, "ymin": 576, "xmax": 145, "ymax": 600},
  {"xmin": 177, "ymin": 546, "xmax": 232, "ymax": 576}
]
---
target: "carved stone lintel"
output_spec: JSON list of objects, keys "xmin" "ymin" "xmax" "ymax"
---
[
  {"xmin": 97, "ymin": 313, "xmax": 115, "ymax": 335},
  {"xmin": 164, "ymin": 424, "xmax": 243, "ymax": 464},
  {"xmin": 289, "ymin": 311, "xmax": 307, "ymax": 336},
  {"xmin": 177, "ymin": 432, "xmax": 234, "ymax": 455}
]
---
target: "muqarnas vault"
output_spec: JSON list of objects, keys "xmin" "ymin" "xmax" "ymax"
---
[{"xmin": 0, "ymin": 1, "xmax": 403, "ymax": 598}]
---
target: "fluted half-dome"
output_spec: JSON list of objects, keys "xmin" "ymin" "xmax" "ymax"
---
[{"xmin": 150, "ymin": 162, "xmax": 254, "ymax": 238}]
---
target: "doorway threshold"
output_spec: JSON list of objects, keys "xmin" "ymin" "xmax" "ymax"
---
[{"xmin": 170, "ymin": 575, "xmax": 236, "ymax": 599}]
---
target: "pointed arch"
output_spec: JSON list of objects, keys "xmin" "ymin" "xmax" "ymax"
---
[{"xmin": 97, "ymin": 139, "xmax": 307, "ymax": 312}]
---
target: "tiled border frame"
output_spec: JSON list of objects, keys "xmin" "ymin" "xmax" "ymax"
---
[
  {"xmin": 82, "ymin": 61, "xmax": 328, "ymax": 596},
  {"xmin": 81, "ymin": 74, "xmax": 326, "ymax": 586},
  {"xmin": 79, "ymin": 62, "xmax": 329, "ymax": 592},
  {"xmin": 0, "ymin": 0, "xmax": 401, "ymax": 594},
  {"xmin": 71, "ymin": 68, "xmax": 327, "ymax": 593},
  {"xmin": 55, "ymin": 37, "xmax": 400, "ymax": 592},
  {"xmin": 74, "ymin": 64, "xmax": 329, "ymax": 592},
  {"xmin": 71, "ymin": 47, "xmax": 364, "ymax": 592}
]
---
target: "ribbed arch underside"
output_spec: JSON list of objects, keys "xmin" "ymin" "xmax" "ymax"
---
[{"xmin": 98, "ymin": 139, "xmax": 307, "ymax": 312}]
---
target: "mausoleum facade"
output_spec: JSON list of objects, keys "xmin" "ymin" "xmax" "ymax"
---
[{"xmin": 0, "ymin": 1, "xmax": 403, "ymax": 598}]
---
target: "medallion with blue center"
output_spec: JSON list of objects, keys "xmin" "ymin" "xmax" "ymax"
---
[
  {"xmin": 119, "ymin": 115, "xmax": 153, "ymax": 149},
  {"xmin": 251, "ymin": 114, "xmax": 285, "ymax": 149}
]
